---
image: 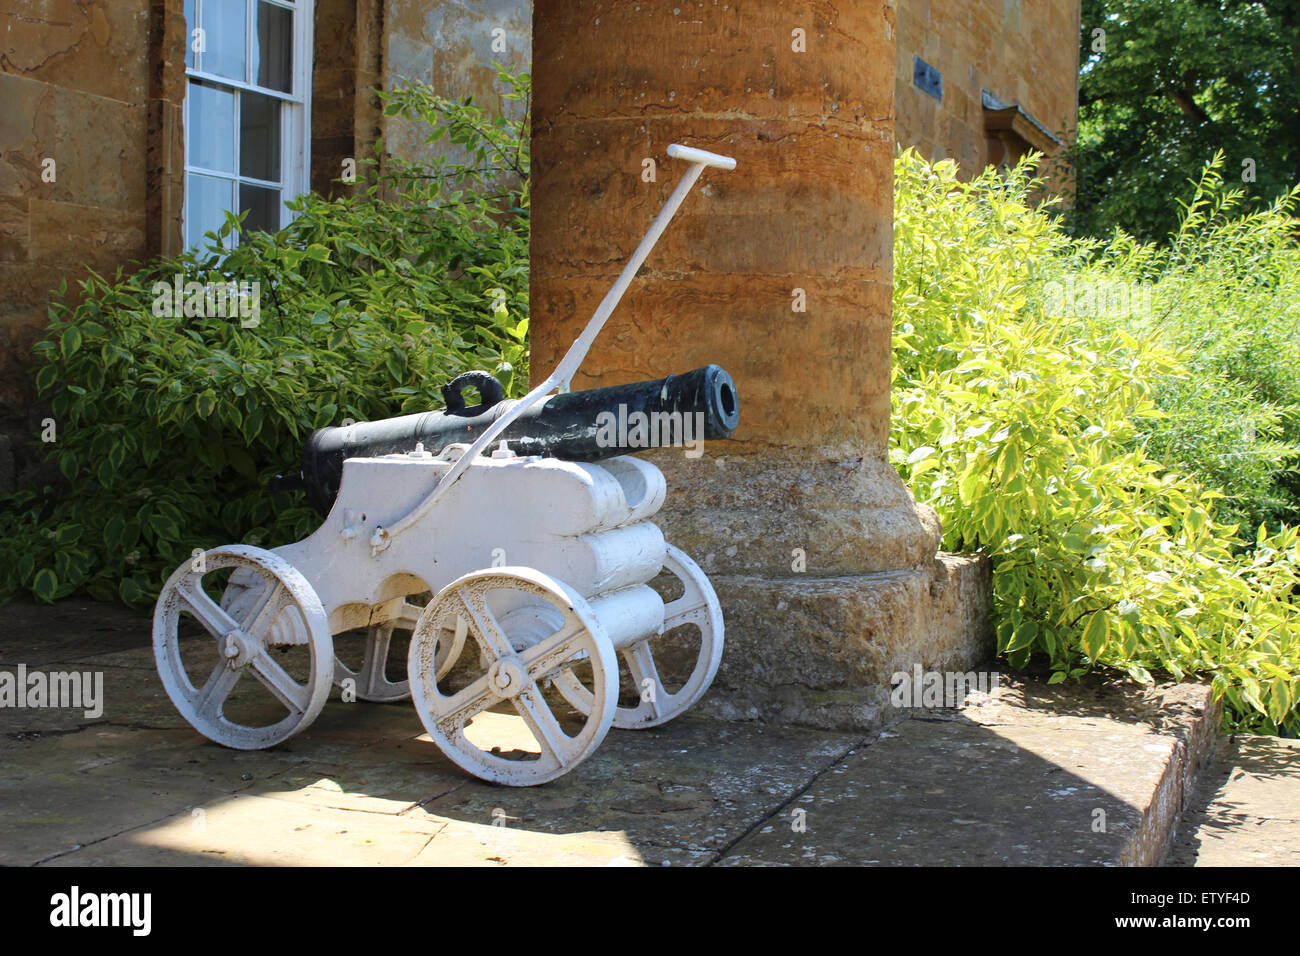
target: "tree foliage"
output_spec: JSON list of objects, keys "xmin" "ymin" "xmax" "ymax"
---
[{"xmin": 1070, "ymin": 0, "xmax": 1299, "ymax": 241}]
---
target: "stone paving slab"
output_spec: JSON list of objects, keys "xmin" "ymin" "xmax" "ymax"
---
[
  {"xmin": 717, "ymin": 718, "xmax": 1153, "ymax": 866},
  {"xmin": 717, "ymin": 676, "xmax": 1222, "ymax": 867},
  {"xmin": 45, "ymin": 795, "xmax": 450, "ymax": 867},
  {"xmin": 0, "ymin": 598, "xmax": 1256, "ymax": 867},
  {"xmin": 1169, "ymin": 736, "xmax": 1300, "ymax": 866},
  {"xmin": 0, "ymin": 601, "xmax": 151, "ymax": 667},
  {"xmin": 1, "ymin": 632, "xmax": 864, "ymax": 865}
]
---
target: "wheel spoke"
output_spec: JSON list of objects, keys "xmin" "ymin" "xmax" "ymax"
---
[
  {"xmin": 623, "ymin": 641, "xmax": 668, "ymax": 720},
  {"xmin": 177, "ymin": 586, "xmax": 240, "ymax": 639},
  {"xmin": 512, "ymin": 683, "xmax": 576, "ymax": 766},
  {"xmin": 192, "ymin": 661, "xmax": 242, "ymax": 721},
  {"xmin": 433, "ymin": 674, "xmax": 498, "ymax": 733},
  {"xmin": 361, "ymin": 624, "xmax": 393, "ymax": 695},
  {"xmin": 241, "ymin": 579, "xmax": 286, "ymax": 637},
  {"xmin": 519, "ymin": 622, "xmax": 589, "ymax": 680},
  {"xmin": 663, "ymin": 596, "xmax": 709, "ymax": 630},
  {"xmin": 248, "ymin": 649, "xmax": 311, "ymax": 714},
  {"xmin": 455, "ymin": 589, "xmax": 515, "ymax": 660},
  {"xmin": 433, "ymin": 619, "xmax": 467, "ymax": 680}
]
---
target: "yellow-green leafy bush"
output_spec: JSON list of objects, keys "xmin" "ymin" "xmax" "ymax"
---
[{"xmin": 892, "ymin": 149, "xmax": 1300, "ymax": 734}]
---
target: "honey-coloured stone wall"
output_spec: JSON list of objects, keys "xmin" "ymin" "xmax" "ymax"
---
[
  {"xmin": 0, "ymin": 0, "xmax": 154, "ymax": 451},
  {"xmin": 894, "ymin": 0, "xmax": 1080, "ymax": 177}
]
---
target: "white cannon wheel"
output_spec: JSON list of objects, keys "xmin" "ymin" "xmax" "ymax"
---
[
  {"xmin": 153, "ymin": 545, "xmax": 333, "ymax": 750},
  {"xmin": 332, "ymin": 601, "xmax": 464, "ymax": 703},
  {"xmin": 553, "ymin": 543, "xmax": 724, "ymax": 729},
  {"xmin": 408, "ymin": 568, "xmax": 617, "ymax": 786}
]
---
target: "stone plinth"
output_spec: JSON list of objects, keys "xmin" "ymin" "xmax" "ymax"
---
[
  {"xmin": 530, "ymin": 0, "xmax": 989, "ymax": 728},
  {"xmin": 701, "ymin": 554, "xmax": 994, "ymax": 731}
]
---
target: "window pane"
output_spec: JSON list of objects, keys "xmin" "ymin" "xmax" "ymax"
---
[
  {"xmin": 254, "ymin": 2, "xmax": 293, "ymax": 93},
  {"xmin": 240, "ymin": 91, "xmax": 282, "ymax": 183},
  {"xmin": 184, "ymin": 0, "xmax": 196, "ymax": 70},
  {"xmin": 240, "ymin": 183, "xmax": 282, "ymax": 234},
  {"xmin": 201, "ymin": 0, "xmax": 246, "ymax": 82},
  {"xmin": 187, "ymin": 173, "xmax": 236, "ymax": 249},
  {"xmin": 188, "ymin": 82, "xmax": 236, "ymax": 173}
]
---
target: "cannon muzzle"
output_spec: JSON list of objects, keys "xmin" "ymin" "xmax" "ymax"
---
[{"xmin": 282, "ymin": 364, "xmax": 740, "ymax": 515}]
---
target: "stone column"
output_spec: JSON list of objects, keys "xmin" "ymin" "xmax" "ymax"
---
[{"xmin": 530, "ymin": 0, "xmax": 991, "ymax": 729}]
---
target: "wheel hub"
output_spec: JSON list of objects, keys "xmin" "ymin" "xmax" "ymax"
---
[
  {"xmin": 486, "ymin": 656, "xmax": 527, "ymax": 698},
  {"xmin": 221, "ymin": 629, "xmax": 259, "ymax": 669}
]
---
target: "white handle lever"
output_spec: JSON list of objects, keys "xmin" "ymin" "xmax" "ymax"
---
[
  {"xmin": 376, "ymin": 142, "xmax": 735, "ymax": 547},
  {"xmin": 667, "ymin": 143, "xmax": 737, "ymax": 170}
]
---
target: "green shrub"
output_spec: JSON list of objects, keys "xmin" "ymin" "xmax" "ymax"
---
[
  {"xmin": 0, "ymin": 69, "xmax": 530, "ymax": 608},
  {"xmin": 893, "ymin": 149, "xmax": 1300, "ymax": 734},
  {"xmin": 1053, "ymin": 154, "xmax": 1300, "ymax": 533}
]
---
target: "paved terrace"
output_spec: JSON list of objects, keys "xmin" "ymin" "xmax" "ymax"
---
[{"xmin": 1, "ymin": 601, "xmax": 1295, "ymax": 866}]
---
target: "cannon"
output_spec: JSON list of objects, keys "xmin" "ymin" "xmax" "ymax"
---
[
  {"xmin": 278, "ymin": 363, "xmax": 740, "ymax": 515},
  {"xmin": 151, "ymin": 143, "xmax": 739, "ymax": 786}
]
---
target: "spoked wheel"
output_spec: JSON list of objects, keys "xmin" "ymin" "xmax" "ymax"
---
[
  {"xmin": 332, "ymin": 598, "xmax": 464, "ymax": 703},
  {"xmin": 408, "ymin": 567, "xmax": 617, "ymax": 786},
  {"xmin": 153, "ymin": 545, "xmax": 333, "ymax": 749},
  {"xmin": 553, "ymin": 543, "xmax": 724, "ymax": 729}
]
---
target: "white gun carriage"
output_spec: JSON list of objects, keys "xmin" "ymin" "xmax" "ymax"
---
[{"xmin": 152, "ymin": 144, "xmax": 738, "ymax": 785}]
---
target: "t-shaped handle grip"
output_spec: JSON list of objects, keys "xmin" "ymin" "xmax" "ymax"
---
[{"xmin": 667, "ymin": 143, "xmax": 737, "ymax": 170}]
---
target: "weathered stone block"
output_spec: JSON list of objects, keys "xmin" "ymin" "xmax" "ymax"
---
[
  {"xmin": 698, "ymin": 553, "xmax": 993, "ymax": 731},
  {"xmin": 647, "ymin": 450, "xmax": 941, "ymax": 577},
  {"xmin": 28, "ymin": 199, "xmax": 147, "ymax": 273},
  {"xmin": 0, "ymin": 0, "xmax": 149, "ymax": 107},
  {"xmin": 0, "ymin": 197, "xmax": 29, "ymax": 264}
]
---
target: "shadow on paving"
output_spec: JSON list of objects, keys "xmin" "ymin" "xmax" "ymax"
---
[
  {"xmin": 1168, "ymin": 735, "xmax": 1300, "ymax": 866},
  {"xmin": 0, "ymin": 600, "xmax": 1214, "ymax": 866}
]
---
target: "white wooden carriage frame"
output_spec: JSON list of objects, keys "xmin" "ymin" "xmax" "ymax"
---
[{"xmin": 152, "ymin": 144, "xmax": 738, "ymax": 785}]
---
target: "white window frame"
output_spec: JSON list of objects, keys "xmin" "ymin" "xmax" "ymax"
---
[{"xmin": 182, "ymin": 0, "xmax": 314, "ymax": 248}]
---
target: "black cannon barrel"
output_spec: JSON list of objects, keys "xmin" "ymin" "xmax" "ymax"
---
[{"xmin": 283, "ymin": 364, "xmax": 740, "ymax": 515}]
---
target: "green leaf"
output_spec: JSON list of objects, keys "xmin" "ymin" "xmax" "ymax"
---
[
  {"xmin": 1004, "ymin": 620, "xmax": 1039, "ymax": 653},
  {"xmin": 35, "ymin": 364, "xmax": 58, "ymax": 392},
  {"xmin": 148, "ymin": 513, "xmax": 180, "ymax": 543},
  {"xmin": 104, "ymin": 513, "xmax": 126, "ymax": 552},
  {"xmin": 32, "ymin": 568, "xmax": 58, "ymax": 603},
  {"xmin": 60, "ymin": 326, "xmax": 83, "ymax": 358},
  {"xmin": 1080, "ymin": 611, "xmax": 1109, "ymax": 660},
  {"xmin": 119, "ymin": 577, "xmax": 142, "ymax": 605},
  {"xmin": 242, "ymin": 405, "xmax": 265, "ymax": 444}
]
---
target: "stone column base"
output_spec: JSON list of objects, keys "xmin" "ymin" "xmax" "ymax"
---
[
  {"xmin": 696, "ymin": 555, "xmax": 994, "ymax": 732},
  {"xmin": 647, "ymin": 450, "xmax": 945, "ymax": 577}
]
